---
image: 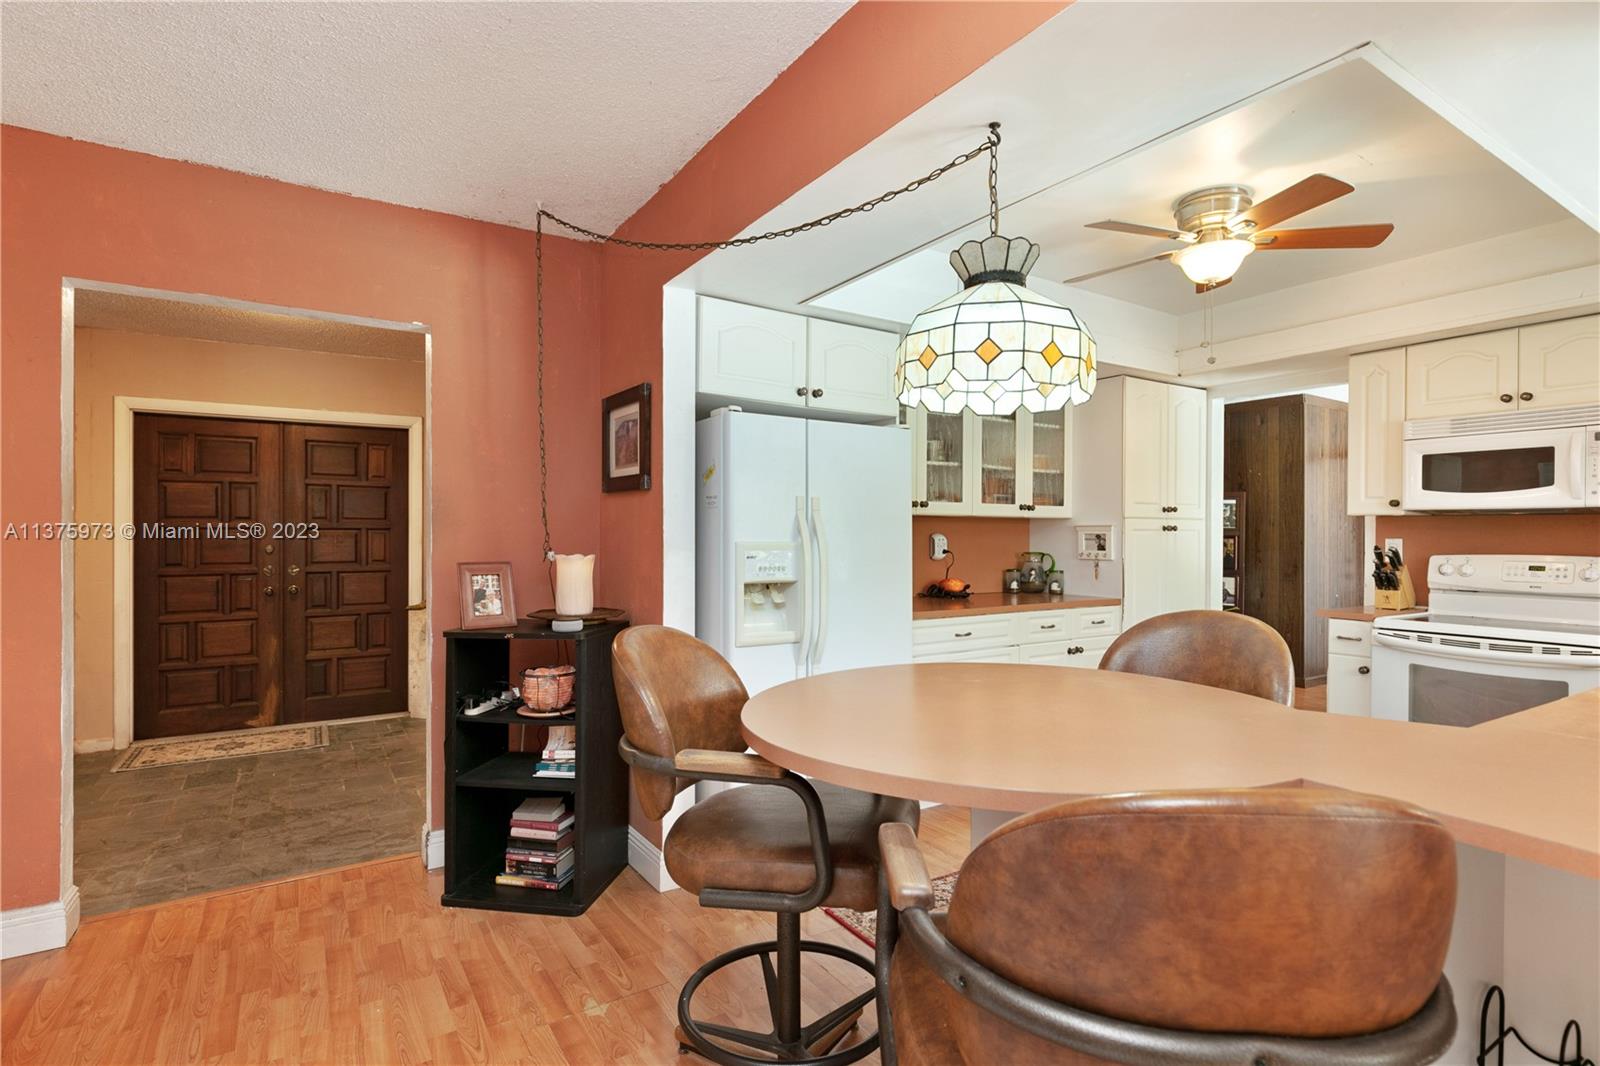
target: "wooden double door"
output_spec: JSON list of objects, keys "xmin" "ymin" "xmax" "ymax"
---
[{"xmin": 134, "ymin": 414, "xmax": 409, "ymax": 740}]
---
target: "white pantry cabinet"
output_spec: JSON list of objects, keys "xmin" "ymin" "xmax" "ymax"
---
[
  {"xmin": 1346, "ymin": 347, "xmax": 1406, "ymax": 516},
  {"xmin": 1517, "ymin": 316, "xmax": 1600, "ymax": 411},
  {"xmin": 1122, "ymin": 378, "xmax": 1207, "ymax": 519},
  {"xmin": 908, "ymin": 407, "xmax": 1072, "ymax": 518},
  {"xmin": 696, "ymin": 297, "xmax": 898, "ymax": 419},
  {"xmin": 1121, "ymin": 518, "xmax": 1206, "ymax": 629},
  {"xmin": 1404, "ymin": 329, "xmax": 1519, "ymax": 419}
]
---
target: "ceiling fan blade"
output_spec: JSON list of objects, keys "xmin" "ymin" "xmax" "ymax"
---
[
  {"xmin": 1195, "ymin": 278, "xmax": 1233, "ymax": 294},
  {"xmin": 1086, "ymin": 220, "xmax": 1196, "ymax": 242},
  {"xmin": 1252, "ymin": 224, "xmax": 1395, "ymax": 249},
  {"xmin": 1231, "ymin": 174, "xmax": 1354, "ymax": 232},
  {"xmin": 1064, "ymin": 252, "xmax": 1175, "ymax": 285}
]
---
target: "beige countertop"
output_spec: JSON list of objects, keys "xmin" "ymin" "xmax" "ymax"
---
[
  {"xmin": 743, "ymin": 668, "xmax": 1599, "ymax": 880},
  {"xmin": 913, "ymin": 592, "xmax": 1121, "ymax": 619},
  {"xmin": 1318, "ymin": 604, "xmax": 1427, "ymax": 622}
]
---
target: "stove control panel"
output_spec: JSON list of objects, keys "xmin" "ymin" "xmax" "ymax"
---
[{"xmin": 1428, "ymin": 555, "xmax": 1600, "ymax": 594}]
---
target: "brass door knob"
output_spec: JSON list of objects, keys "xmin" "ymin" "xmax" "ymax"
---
[
  {"xmin": 288, "ymin": 584, "xmax": 300, "ymax": 597},
  {"xmin": 264, "ymin": 586, "xmax": 275, "ymax": 597},
  {"xmin": 1500, "ymin": 393, "xmax": 1514, "ymax": 403},
  {"xmin": 1520, "ymin": 392, "xmax": 1533, "ymax": 402}
]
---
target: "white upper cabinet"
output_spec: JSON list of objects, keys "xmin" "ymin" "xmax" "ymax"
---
[
  {"xmin": 1517, "ymin": 316, "xmax": 1600, "ymax": 411},
  {"xmin": 696, "ymin": 297, "xmax": 901, "ymax": 419},
  {"xmin": 972, "ymin": 413, "xmax": 1022, "ymax": 516},
  {"xmin": 1122, "ymin": 378, "xmax": 1205, "ymax": 518},
  {"xmin": 1022, "ymin": 407, "xmax": 1071, "ymax": 518},
  {"xmin": 1347, "ymin": 348, "xmax": 1407, "ymax": 516},
  {"xmin": 1122, "ymin": 378, "xmax": 1169, "ymax": 518},
  {"xmin": 1405, "ymin": 329, "xmax": 1519, "ymax": 419},
  {"xmin": 806, "ymin": 319, "xmax": 900, "ymax": 418},
  {"xmin": 906, "ymin": 407, "xmax": 1071, "ymax": 518},
  {"xmin": 1166, "ymin": 385, "xmax": 1207, "ymax": 518},
  {"xmin": 910, "ymin": 407, "xmax": 972, "ymax": 516}
]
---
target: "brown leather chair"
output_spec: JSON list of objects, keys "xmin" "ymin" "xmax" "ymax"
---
[
  {"xmin": 613, "ymin": 625, "xmax": 919, "ymax": 1066},
  {"xmin": 878, "ymin": 788, "xmax": 1458, "ymax": 1066},
  {"xmin": 1099, "ymin": 609, "xmax": 1296, "ymax": 705}
]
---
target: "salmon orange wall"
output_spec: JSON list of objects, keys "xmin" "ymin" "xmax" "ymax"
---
[
  {"xmin": 592, "ymin": 1, "xmax": 1068, "ymax": 842},
  {"xmin": 1375, "ymin": 514, "xmax": 1600, "ymax": 603},
  {"xmin": 0, "ymin": 126, "xmax": 603, "ymax": 909},
  {"xmin": 911, "ymin": 516, "xmax": 1033, "ymax": 594}
]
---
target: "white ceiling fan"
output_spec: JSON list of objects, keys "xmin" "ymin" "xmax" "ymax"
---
[{"xmin": 1065, "ymin": 174, "xmax": 1395, "ymax": 293}]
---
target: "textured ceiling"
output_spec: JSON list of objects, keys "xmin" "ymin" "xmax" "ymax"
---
[
  {"xmin": 75, "ymin": 289, "xmax": 427, "ymax": 361},
  {"xmin": 0, "ymin": 1, "xmax": 849, "ymax": 231}
]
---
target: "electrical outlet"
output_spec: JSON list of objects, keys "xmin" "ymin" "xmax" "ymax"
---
[
  {"xmin": 1384, "ymin": 537, "xmax": 1404, "ymax": 563},
  {"xmin": 929, "ymin": 533, "xmax": 949, "ymax": 560}
]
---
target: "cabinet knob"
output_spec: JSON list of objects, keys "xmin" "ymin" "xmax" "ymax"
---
[
  {"xmin": 812, "ymin": 388, "xmax": 824, "ymax": 398},
  {"xmin": 1358, "ymin": 666, "xmax": 1370, "ymax": 675},
  {"xmin": 1500, "ymin": 393, "xmax": 1514, "ymax": 403},
  {"xmin": 1388, "ymin": 499, "xmax": 1400, "ymax": 508},
  {"xmin": 796, "ymin": 387, "xmax": 808, "ymax": 397},
  {"xmin": 1520, "ymin": 392, "xmax": 1533, "ymax": 402}
]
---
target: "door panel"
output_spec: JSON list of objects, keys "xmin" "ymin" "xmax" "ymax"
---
[
  {"xmin": 696, "ymin": 297, "xmax": 808, "ymax": 408},
  {"xmin": 1518, "ymin": 316, "xmax": 1600, "ymax": 410},
  {"xmin": 807, "ymin": 319, "xmax": 899, "ymax": 418},
  {"xmin": 972, "ymin": 413, "xmax": 1022, "ymax": 516},
  {"xmin": 1025, "ymin": 408, "xmax": 1071, "ymax": 516},
  {"xmin": 1120, "ymin": 518, "xmax": 1168, "ymax": 629},
  {"xmin": 1166, "ymin": 387, "xmax": 1207, "ymax": 517},
  {"xmin": 1347, "ymin": 348, "xmax": 1406, "ymax": 514},
  {"xmin": 1122, "ymin": 378, "xmax": 1168, "ymax": 517},
  {"xmin": 1405, "ymin": 329, "xmax": 1518, "ymax": 419},
  {"xmin": 283, "ymin": 424, "xmax": 409, "ymax": 722},
  {"xmin": 919, "ymin": 409, "xmax": 970, "ymax": 514},
  {"xmin": 134, "ymin": 415, "xmax": 283, "ymax": 740}
]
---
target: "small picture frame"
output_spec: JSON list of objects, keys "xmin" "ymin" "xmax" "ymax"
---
[
  {"xmin": 1222, "ymin": 492, "xmax": 1245, "ymax": 532},
  {"xmin": 1222, "ymin": 534, "xmax": 1239, "ymax": 574},
  {"xmin": 457, "ymin": 562, "xmax": 516, "ymax": 629},
  {"xmin": 602, "ymin": 383, "xmax": 652, "ymax": 493}
]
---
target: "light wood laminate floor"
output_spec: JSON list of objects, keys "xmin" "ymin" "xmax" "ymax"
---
[{"xmin": 3, "ymin": 806, "xmax": 972, "ymax": 1065}]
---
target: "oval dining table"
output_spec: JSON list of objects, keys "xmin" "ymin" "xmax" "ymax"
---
[{"xmin": 738, "ymin": 662, "xmax": 1600, "ymax": 873}]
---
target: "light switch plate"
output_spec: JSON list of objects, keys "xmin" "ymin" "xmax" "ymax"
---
[
  {"xmin": 929, "ymin": 533, "xmax": 949, "ymax": 560},
  {"xmin": 1384, "ymin": 537, "xmax": 1404, "ymax": 562}
]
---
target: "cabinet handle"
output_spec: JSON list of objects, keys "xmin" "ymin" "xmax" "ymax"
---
[
  {"xmin": 1520, "ymin": 392, "xmax": 1533, "ymax": 402},
  {"xmin": 954, "ymin": 631, "xmax": 972, "ymax": 638},
  {"xmin": 812, "ymin": 388, "xmax": 824, "ymax": 398},
  {"xmin": 1388, "ymin": 499, "xmax": 1400, "ymax": 508},
  {"xmin": 1335, "ymin": 635, "xmax": 1363, "ymax": 642},
  {"xmin": 1087, "ymin": 619, "xmax": 1106, "ymax": 626},
  {"xmin": 1358, "ymin": 666, "xmax": 1371, "ymax": 675},
  {"xmin": 1500, "ymin": 393, "xmax": 1514, "ymax": 403},
  {"xmin": 796, "ymin": 387, "xmax": 807, "ymax": 397},
  {"xmin": 1040, "ymin": 623, "xmax": 1057, "ymax": 630}
]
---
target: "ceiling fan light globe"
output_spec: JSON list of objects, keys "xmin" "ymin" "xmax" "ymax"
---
[{"xmin": 1173, "ymin": 237, "xmax": 1254, "ymax": 285}]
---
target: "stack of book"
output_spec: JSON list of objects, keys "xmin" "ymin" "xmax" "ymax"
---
[
  {"xmin": 533, "ymin": 723, "xmax": 576, "ymax": 778},
  {"xmin": 495, "ymin": 796, "xmax": 575, "ymax": 890}
]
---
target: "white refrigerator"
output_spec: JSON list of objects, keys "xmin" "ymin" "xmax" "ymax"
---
[{"xmin": 697, "ymin": 409, "xmax": 911, "ymax": 695}]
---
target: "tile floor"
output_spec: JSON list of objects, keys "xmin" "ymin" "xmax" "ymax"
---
[{"xmin": 73, "ymin": 716, "xmax": 424, "ymax": 917}]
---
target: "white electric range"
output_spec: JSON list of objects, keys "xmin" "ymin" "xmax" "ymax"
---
[{"xmin": 1371, "ymin": 554, "xmax": 1600, "ymax": 727}]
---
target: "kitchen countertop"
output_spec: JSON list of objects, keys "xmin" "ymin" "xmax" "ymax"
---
[
  {"xmin": 1317, "ymin": 604, "xmax": 1427, "ymax": 622},
  {"xmin": 913, "ymin": 591, "xmax": 1121, "ymax": 619}
]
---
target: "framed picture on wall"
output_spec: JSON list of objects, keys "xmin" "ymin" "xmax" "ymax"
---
[
  {"xmin": 601, "ymin": 383, "xmax": 652, "ymax": 492},
  {"xmin": 1222, "ymin": 492, "xmax": 1245, "ymax": 531},
  {"xmin": 457, "ymin": 562, "xmax": 517, "ymax": 629}
]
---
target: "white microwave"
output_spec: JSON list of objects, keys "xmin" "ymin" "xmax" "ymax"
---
[{"xmin": 1401, "ymin": 405, "xmax": 1600, "ymax": 511}]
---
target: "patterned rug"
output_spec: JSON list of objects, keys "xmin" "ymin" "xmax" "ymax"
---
[
  {"xmin": 824, "ymin": 872, "xmax": 959, "ymax": 947},
  {"xmin": 109, "ymin": 724, "xmax": 330, "ymax": 772}
]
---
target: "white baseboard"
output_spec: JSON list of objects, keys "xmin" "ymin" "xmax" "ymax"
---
[
  {"xmin": 1, "ymin": 885, "xmax": 80, "ymax": 960},
  {"xmin": 73, "ymin": 738, "xmax": 113, "ymax": 754},
  {"xmin": 422, "ymin": 828, "xmax": 444, "ymax": 871},
  {"xmin": 628, "ymin": 826, "xmax": 677, "ymax": 892}
]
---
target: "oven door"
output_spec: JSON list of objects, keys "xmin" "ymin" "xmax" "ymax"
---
[
  {"xmin": 1371, "ymin": 632, "xmax": 1600, "ymax": 726},
  {"xmin": 1401, "ymin": 425, "xmax": 1586, "ymax": 510}
]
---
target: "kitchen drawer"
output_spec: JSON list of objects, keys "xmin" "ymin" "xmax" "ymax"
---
[
  {"xmin": 1327, "ymin": 618, "xmax": 1373, "ymax": 653},
  {"xmin": 1325, "ymin": 651, "xmax": 1373, "ymax": 717},
  {"xmin": 1013, "ymin": 611, "xmax": 1074, "ymax": 645},
  {"xmin": 1071, "ymin": 607, "xmax": 1121, "ymax": 639},
  {"xmin": 912, "ymin": 615, "xmax": 1013, "ymax": 653},
  {"xmin": 914, "ymin": 645, "xmax": 1020, "ymax": 665},
  {"xmin": 1020, "ymin": 636, "xmax": 1113, "ymax": 669}
]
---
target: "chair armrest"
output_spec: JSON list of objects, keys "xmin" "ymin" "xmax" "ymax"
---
[
  {"xmin": 674, "ymin": 748, "xmax": 785, "ymax": 781},
  {"xmin": 879, "ymin": 822, "xmax": 933, "ymax": 911}
]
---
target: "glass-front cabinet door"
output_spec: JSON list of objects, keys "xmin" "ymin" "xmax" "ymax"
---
[
  {"xmin": 909, "ymin": 407, "xmax": 971, "ymax": 515},
  {"xmin": 972, "ymin": 413, "xmax": 1022, "ymax": 516},
  {"xmin": 1023, "ymin": 408, "xmax": 1071, "ymax": 517}
]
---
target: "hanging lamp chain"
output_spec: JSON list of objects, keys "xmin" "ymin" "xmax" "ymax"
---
[{"xmin": 533, "ymin": 124, "xmax": 1002, "ymax": 562}]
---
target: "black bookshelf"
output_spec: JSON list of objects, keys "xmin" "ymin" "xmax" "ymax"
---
[{"xmin": 441, "ymin": 619, "xmax": 628, "ymax": 917}]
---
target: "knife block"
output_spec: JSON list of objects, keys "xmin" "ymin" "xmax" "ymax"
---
[{"xmin": 1373, "ymin": 565, "xmax": 1417, "ymax": 611}]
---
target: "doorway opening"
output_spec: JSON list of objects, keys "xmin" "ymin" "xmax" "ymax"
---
[{"xmin": 66, "ymin": 283, "xmax": 430, "ymax": 917}]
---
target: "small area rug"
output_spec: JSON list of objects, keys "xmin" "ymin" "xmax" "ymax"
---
[
  {"xmin": 824, "ymin": 872, "xmax": 959, "ymax": 947},
  {"xmin": 110, "ymin": 724, "xmax": 330, "ymax": 772}
]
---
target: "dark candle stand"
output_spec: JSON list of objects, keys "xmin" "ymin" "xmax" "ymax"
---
[{"xmin": 1479, "ymin": 985, "xmax": 1592, "ymax": 1066}]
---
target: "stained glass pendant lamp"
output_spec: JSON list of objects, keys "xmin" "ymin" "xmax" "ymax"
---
[{"xmin": 895, "ymin": 128, "xmax": 1095, "ymax": 415}]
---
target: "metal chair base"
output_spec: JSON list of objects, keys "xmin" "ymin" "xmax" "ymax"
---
[{"xmin": 677, "ymin": 911, "xmax": 877, "ymax": 1066}]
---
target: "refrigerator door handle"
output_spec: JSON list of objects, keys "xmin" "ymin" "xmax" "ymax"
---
[
  {"xmin": 811, "ymin": 495, "xmax": 829, "ymax": 669},
  {"xmin": 795, "ymin": 496, "xmax": 814, "ymax": 670}
]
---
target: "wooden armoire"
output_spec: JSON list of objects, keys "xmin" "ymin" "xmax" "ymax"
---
[{"xmin": 1223, "ymin": 394, "xmax": 1363, "ymax": 685}]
